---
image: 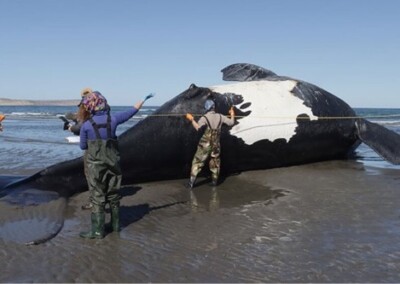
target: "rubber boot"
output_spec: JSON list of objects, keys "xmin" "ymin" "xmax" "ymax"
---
[
  {"xmin": 185, "ymin": 176, "xmax": 197, "ymax": 189},
  {"xmin": 110, "ymin": 205, "xmax": 120, "ymax": 232},
  {"xmin": 209, "ymin": 174, "xmax": 218, "ymax": 187},
  {"xmin": 209, "ymin": 178, "xmax": 218, "ymax": 187},
  {"xmin": 80, "ymin": 212, "xmax": 105, "ymax": 239}
]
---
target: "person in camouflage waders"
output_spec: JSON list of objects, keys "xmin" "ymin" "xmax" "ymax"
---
[
  {"xmin": 185, "ymin": 99, "xmax": 235, "ymax": 189},
  {"xmin": 79, "ymin": 91, "xmax": 154, "ymax": 239}
]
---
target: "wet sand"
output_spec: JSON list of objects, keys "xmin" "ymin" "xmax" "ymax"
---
[{"xmin": 1, "ymin": 160, "xmax": 400, "ymax": 282}]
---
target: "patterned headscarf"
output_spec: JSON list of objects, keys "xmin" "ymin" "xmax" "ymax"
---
[{"xmin": 81, "ymin": 91, "xmax": 108, "ymax": 113}]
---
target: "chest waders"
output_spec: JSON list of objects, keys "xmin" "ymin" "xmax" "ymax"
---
[
  {"xmin": 80, "ymin": 113, "xmax": 121, "ymax": 239},
  {"xmin": 188, "ymin": 115, "xmax": 222, "ymax": 188},
  {"xmin": 80, "ymin": 150, "xmax": 93, "ymax": 210}
]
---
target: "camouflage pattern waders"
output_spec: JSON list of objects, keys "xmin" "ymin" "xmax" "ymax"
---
[{"xmin": 190, "ymin": 116, "xmax": 222, "ymax": 182}]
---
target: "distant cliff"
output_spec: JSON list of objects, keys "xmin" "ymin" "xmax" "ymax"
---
[{"xmin": 0, "ymin": 98, "xmax": 80, "ymax": 106}]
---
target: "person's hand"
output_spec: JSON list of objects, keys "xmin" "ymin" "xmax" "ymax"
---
[
  {"xmin": 186, "ymin": 113, "xmax": 194, "ymax": 121},
  {"xmin": 63, "ymin": 122, "xmax": 71, "ymax": 131},
  {"xmin": 229, "ymin": 107, "xmax": 235, "ymax": 117},
  {"xmin": 143, "ymin": 93, "xmax": 155, "ymax": 102}
]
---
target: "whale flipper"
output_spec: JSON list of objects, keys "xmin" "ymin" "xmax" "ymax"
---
[
  {"xmin": 0, "ymin": 188, "xmax": 66, "ymax": 245},
  {"xmin": 221, "ymin": 63, "xmax": 277, "ymax": 82},
  {"xmin": 356, "ymin": 118, "xmax": 400, "ymax": 164}
]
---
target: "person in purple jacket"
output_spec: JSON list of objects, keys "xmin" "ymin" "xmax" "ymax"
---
[{"xmin": 79, "ymin": 91, "xmax": 154, "ymax": 239}]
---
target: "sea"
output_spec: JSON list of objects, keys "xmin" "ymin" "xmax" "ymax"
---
[
  {"xmin": 0, "ymin": 106, "xmax": 400, "ymax": 175},
  {"xmin": 0, "ymin": 105, "xmax": 157, "ymax": 175}
]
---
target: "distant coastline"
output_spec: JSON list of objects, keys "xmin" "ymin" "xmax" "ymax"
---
[{"xmin": 0, "ymin": 98, "xmax": 80, "ymax": 106}]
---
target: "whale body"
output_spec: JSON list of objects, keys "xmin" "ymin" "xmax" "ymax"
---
[{"xmin": 2, "ymin": 63, "xmax": 400, "ymax": 198}]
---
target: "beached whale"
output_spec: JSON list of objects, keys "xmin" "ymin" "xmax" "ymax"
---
[
  {"xmin": 1, "ymin": 63, "xmax": 400, "ymax": 244},
  {"xmin": 0, "ymin": 64, "xmax": 400, "ymax": 244}
]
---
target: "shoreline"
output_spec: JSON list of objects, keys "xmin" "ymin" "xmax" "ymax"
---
[
  {"xmin": 0, "ymin": 98, "xmax": 80, "ymax": 106},
  {"xmin": 1, "ymin": 160, "xmax": 400, "ymax": 282}
]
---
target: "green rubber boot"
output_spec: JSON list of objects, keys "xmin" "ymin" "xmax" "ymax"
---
[
  {"xmin": 110, "ymin": 205, "xmax": 120, "ymax": 232},
  {"xmin": 185, "ymin": 176, "xmax": 197, "ymax": 189},
  {"xmin": 80, "ymin": 212, "xmax": 105, "ymax": 239}
]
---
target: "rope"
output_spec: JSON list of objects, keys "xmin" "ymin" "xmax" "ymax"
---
[{"xmin": 142, "ymin": 113, "xmax": 400, "ymax": 120}]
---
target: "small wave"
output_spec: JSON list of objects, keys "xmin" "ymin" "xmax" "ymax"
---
[
  {"xmin": 11, "ymin": 112, "xmax": 51, "ymax": 116},
  {"xmin": 141, "ymin": 108, "xmax": 158, "ymax": 113},
  {"xmin": 7, "ymin": 112, "xmax": 56, "ymax": 120},
  {"xmin": 370, "ymin": 120, "xmax": 400, "ymax": 126}
]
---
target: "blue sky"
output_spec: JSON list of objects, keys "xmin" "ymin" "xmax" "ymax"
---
[{"xmin": 0, "ymin": 0, "xmax": 399, "ymax": 107}]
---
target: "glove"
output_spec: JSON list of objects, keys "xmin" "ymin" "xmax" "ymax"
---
[
  {"xmin": 63, "ymin": 122, "xmax": 71, "ymax": 131},
  {"xmin": 229, "ymin": 107, "xmax": 235, "ymax": 117},
  {"xmin": 186, "ymin": 113, "xmax": 194, "ymax": 121},
  {"xmin": 143, "ymin": 93, "xmax": 155, "ymax": 101}
]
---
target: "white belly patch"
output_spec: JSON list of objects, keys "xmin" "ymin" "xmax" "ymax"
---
[{"xmin": 211, "ymin": 80, "xmax": 318, "ymax": 145}]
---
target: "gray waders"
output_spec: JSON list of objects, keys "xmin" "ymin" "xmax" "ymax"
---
[{"xmin": 80, "ymin": 113, "xmax": 122, "ymax": 239}]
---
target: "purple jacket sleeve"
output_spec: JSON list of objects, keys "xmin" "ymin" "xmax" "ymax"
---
[
  {"xmin": 79, "ymin": 122, "xmax": 88, "ymax": 150},
  {"xmin": 114, "ymin": 107, "xmax": 139, "ymax": 125}
]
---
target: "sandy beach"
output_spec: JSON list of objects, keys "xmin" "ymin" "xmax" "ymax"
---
[{"xmin": 1, "ymin": 160, "xmax": 399, "ymax": 282}]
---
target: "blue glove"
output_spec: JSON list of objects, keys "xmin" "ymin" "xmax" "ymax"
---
[{"xmin": 143, "ymin": 93, "xmax": 155, "ymax": 101}]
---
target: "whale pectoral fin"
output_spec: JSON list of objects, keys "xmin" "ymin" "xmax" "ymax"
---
[
  {"xmin": 0, "ymin": 189, "xmax": 66, "ymax": 245},
  {"xmin": 356, "ymin": 118, "xmax": 400, "ymax": 164},
  {"xmin": 221, "ymin": 63, "xmax": 277, "ymax": 82}
]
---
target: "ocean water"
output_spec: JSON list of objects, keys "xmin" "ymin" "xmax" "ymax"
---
[
  {"xmin": 0, "ymin": 106, "xmax": 399, "ymax": 175},
  {"xmin": 0, "ymin": 105, "xmax": 157, "ymax": 175}
]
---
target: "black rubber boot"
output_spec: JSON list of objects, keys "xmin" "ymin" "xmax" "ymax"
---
[
  {"xmin": 110, "ymin": 205, "xmax": 120, "ymax": 232},
  {"xmin": 80, "ymin": 212, "xmax": 105, "ymax": 239},
  {"xmin": 209, "ymin": 175, "xmax": 218, "ymax": 186},
  {"xmin": 185, "ymin": 176, "xmax": 197, "ymax": 189}
]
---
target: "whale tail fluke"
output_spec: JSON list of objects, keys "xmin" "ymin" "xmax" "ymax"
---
[{"xmin": 356, "ymin": 118, "xmax": 400, "ymax": 164}]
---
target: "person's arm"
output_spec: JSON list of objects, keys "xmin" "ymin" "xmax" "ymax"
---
[
  {"xmin": 79, "ymin": 123, "xmax": 88, "ymax": 150},
  {"xmin": 222, "ymin": 107, "xmax": 235, "ymax": 126},
  {"xmin": 69, "ymin": 121, "xmax": 82, "ymax": 136},
  {"xmin": 192, "ymin": 120, "xmax": 200, "ymax": 131},
  {"xmin": 133, "ymin": 100, "xmax": 144, "ymax": 110},
  {"xmin": 115, "ymin": 93, "xmax": 155, "ymax": 125},
  {"xmin": 114, "ymin": 107, "xmax": 140, "ymax": 125},
  {"xmin": 134, "ymin": 100, "xmax": 145, "ymax": 110},
  {"xmin": 186, "ymin": 114, "xmax": 205, "ymax": 131},
  {"xmin": 134, "ymin": 93, "xmax": 155, "ymax": 110}
]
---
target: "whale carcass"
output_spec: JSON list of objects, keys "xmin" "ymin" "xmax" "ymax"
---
[{"xmin": 2, "ymin": 63, "xmax": 400, "ymax": 199}]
